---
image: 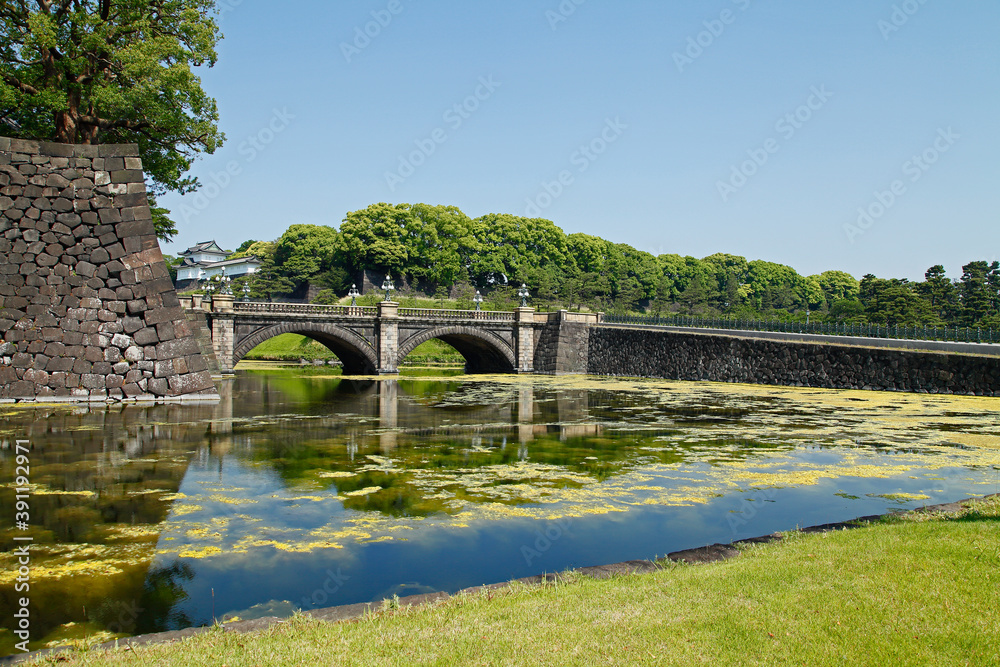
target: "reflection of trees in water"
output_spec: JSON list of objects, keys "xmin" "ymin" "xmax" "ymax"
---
[
  {"xmin": 135, "ymin": 562, "xmax": 196, "ymax": 634},
  {"xmin": 233, "ymin": 369, "xmax": 378, "ymax": 410},
  {"xmin": 0, "ymin": 405, "xmax": 209, "ymax": 549},
  {"xmin": 0, "ymin": 405, "xmax": 212, "ymax": 647},
  {"xmin": 211, "ymin": 374, "xmax": 807, "ymax": 520}
]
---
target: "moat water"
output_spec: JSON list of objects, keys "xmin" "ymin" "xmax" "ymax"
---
[{"xmin": 2, "ymin": 366, "xmax": 999, "ymax": 653}]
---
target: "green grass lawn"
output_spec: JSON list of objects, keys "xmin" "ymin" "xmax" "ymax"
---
[
  {"xmin": 27, "ymin": 497, "xmax": 999, "ymax": 666},
  {"xmin": 240, "ymin": 334, "xmax": 463, "ymax": 365},
  {"xmin": 240, "ymin": 334, "xmax": 340, "ymax": 361}
]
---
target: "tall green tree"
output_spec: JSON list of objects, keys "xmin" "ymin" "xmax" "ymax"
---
[
  {"xmin": 0, "ymin": 0, "xmax": 224, "ymax": 240},
  {"xmin": 655, "ymin": 254, "xmax": 698, "ymax": 300},
  {"xmin": 238, "ymin": 241, "xmax": 293, "ymax": 300},
  {"xmin": 469, "ymin": 214, "xmax": 569, "ymax": 287},
  {"xmin": 987, "ymin": 261, "xmax": 1000, "ymax": 315},
  {"xmin": 408, "ymin": 203, "xmax": 475, "ymax": 285},
  {"xmin": 337, "ymin": 203, "xmax": 412, "ymax": 274},
  {"xmin": 271, "ymin": 224, "xmax": 338, "ymax": 292},
  {"xmin": 917, "ymin": 265, "xmax": 957, "ymax": 323},
  {"xmin": 813, "ymin": 270, "xmax": 860, "ymax": 305},
  {"xmin": 859, "ymin": 274, "xmax": 933, "ymax": 325},
  {"xmin": 958, "ymin": 261, "xmax": 992, "ymax": 325},
  {"xmin": 746, "ymin": 261, "xmax": 805, "ymax": 312}
]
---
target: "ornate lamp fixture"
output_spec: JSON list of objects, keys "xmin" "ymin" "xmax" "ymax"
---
[
  {"xmin": 473, "ymin": 290, "xmax": 483, "ymax": 311},
  {"xmin": 518, "ymin": 283, "xmax": 530, "ymax": 308},
  {"xmin": 348, "ymin": 284, "xmax": 360, "ymax": 306},
  {"xmin": 381, "ymin": 274, "xmax": 395, "ymax": 302}
]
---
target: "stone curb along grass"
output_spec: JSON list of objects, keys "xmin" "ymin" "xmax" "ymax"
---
[{"xmin": 4, "ymin": 494, "xmax": 994, "ymax": 665}]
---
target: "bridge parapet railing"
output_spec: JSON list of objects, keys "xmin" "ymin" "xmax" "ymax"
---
[
  {"xmin": 233, "ymin": 302, "xmax": 377, "ymax": 317},
  {"xmin": 532, "ymin": 311, "xmax": 602, "ymax": 324},
  {"xmin": 600, "ymin": 314, "xmax": 1000, "ymax": 345},
  {"xmin": 397, "ymin": 308, "xmax": 515, "ymax": 321}
]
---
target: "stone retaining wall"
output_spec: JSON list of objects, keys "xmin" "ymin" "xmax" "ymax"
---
[
  {"xmin": 0, "ymin": 136, "xmax": 217, "ymax": 401},
  {"xmin": 533, "ymin": 316, "xmax": 590, "ymax": 375},
  {"xmin": 588, "ymin": 326, "xmax": 1000, "ymax": 395}
]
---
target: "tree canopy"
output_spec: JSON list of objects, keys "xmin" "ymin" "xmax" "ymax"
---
[
  {"xmin": 206, "ymin": 201, "xmax": 999, "ymax": 329},
  {"xmin": 0, "ymin": 0, "xmax": 225, "ymax": 240}
]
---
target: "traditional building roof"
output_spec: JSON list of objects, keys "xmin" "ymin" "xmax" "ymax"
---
[
  {"xmin": 207, "ymin": 256, "xmax": 261, "ymax": 268},
  {"xmin": 180, "ymin": 240, "xmax": 231, "ymax": 257},
  {"xmin": 181, "ymin": 255, "xmax": 259, "ymax": 267}
]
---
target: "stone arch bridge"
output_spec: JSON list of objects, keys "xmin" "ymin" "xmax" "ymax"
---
[
  {"xmin": 200, "ymin": 298, "xmax": 558, "ymax": 375},
  {"xmin": 189, "ymin": 296, "xmax": 1000, "ymax": 395}
]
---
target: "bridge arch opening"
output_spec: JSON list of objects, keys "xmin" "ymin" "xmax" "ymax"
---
[
  {"xmin": 399, "ymin": 327, "xmax": 516, "ymax": 374},
  {"xmin": 233, "ymin": 324, "xmax": 378, "ymax": 375}
]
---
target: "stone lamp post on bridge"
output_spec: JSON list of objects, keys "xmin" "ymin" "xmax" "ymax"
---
[
  {"xmin": 518, "ymin": 284, "xmax": 530, "ymax": 308},
  {"xmin": 515, "ymin": 284, "xmax": 535, "ymax": 373},
  {"xmin": 381, "ymin": 274, "xmax": 395, "ymax": 302},
  {"xmin": 377, "ymin": 275, "xmax": 399, "ymax": 374}
]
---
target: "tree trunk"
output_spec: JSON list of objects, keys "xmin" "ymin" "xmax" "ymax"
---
[
  {"xmin": 55, "ymin": 110, "xmax": 77, "ymax": 143},
  {"xmin": 54, "ymin": 92, "xmax": 98, "ymax": 144}
]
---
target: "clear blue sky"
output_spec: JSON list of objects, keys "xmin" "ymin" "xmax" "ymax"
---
[{"xmin": 160, "ymin": 0, "xmax": 1000, "ymax": 282}]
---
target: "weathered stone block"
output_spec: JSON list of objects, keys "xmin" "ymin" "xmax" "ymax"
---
[
  {"xmin": 184, "ymin": 354, "xmax": 208, "ymax": 373},
  {"xmin": 134, "ymin": 328, "xmax": 158, "ymax": 346},
  {"xmin": 143, "ymin": 305, "xmax": 183, "ymax": 326},
  {"xmin": 75, "ymin": 260, "xmax": 97, "ymax": 278},
  {"xmin": 156, "ymin": 321, "xmax": 175, "ymax": 342},
  {"xmin": 46, "ymin": 357, "xmax": 75, "ymax": 372},
  {"xmin": 98, "ymin": 144, "xmax": 138, "ymax": 158},
  {"xmin": 148, "ymin": 377, "xmax": 169, "ymax": 395},
  {"xmin": 126, "ymin": 299, "xmax": 147, "ymax": 314},
  {"xmin": 155, "ymin": 337, "xmax": 198, "ymax": 360},
  {"xmin": 111, "ymin": 169, "xmax": 144, "ymax": 184},
  {"xmin": 168, "ymin": 372, "xmax": 214, "ymax": 394}
]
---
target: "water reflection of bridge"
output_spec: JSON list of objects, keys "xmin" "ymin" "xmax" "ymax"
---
[{"xmin": 209, "ymin": 376, "xmax": 602, "ymax": 451}]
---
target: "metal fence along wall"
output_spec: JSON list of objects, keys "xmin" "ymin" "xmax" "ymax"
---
[{"xmin": 601, "ymin": 315, "xmax": 1000, "ymax": 345}]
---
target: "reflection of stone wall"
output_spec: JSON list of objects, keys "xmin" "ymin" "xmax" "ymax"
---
[
  {"xmin": 588, "ymin": 327, "xmax": 1000, "ymax": 395},
  {"xmin": 0, "ymin": 137, "xmax": 216, "ymax": 401}
]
